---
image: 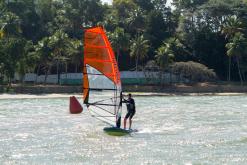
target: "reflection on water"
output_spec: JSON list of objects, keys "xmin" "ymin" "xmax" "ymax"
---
[{"xmin": 0, "ymin": 94, "xmax": 247, "ymax": 164}]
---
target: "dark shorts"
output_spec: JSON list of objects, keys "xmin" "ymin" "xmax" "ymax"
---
[{"xmin": 125, "ymin": 110, "xmax": 135, "ymax": 119}]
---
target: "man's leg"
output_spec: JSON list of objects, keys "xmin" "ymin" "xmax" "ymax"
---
[
  {"xmin": 124, "ymin": 111, "xmax": 131, "ymax": 129},
  {"xmin": 129, "ymin": 118, "xmax": 132, "ymax": 129},
  {"xmin": 129, "ymin": 111, "xmax": 135, "ymax": 130},
  {"xmin": 124, "ymin": 118, "xmax": 127, "ymax": 129}
]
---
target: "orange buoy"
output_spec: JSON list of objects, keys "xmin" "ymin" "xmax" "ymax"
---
[{"xmin": 69, "ymin": 96, "xmax": 83, "ymax": 114}]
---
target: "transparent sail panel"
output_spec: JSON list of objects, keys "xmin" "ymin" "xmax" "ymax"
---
[
  {"xmin": 87, "ymin": 91, "xmax": 119, "ymax": 126},
  {"xmin": 86, "ymin": 64, "xmax": 115, "ymax": 90},
  {"xmin": 86, "ymin": 65, "xmax": 119, "ymax": 125}
]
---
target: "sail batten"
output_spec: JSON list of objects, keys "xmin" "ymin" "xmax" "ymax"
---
[
  {"xmin": 84, "ymin": 59, "xmax": 114, "ymax": 63},
  {"xmin": 83, "ymin": 88, "xmax": 118, "ymax": 91}
]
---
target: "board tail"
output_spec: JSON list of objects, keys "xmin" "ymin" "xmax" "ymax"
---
[{"xmin": 70, "ymin": 96, "xmax": 83, "ymax": 114}]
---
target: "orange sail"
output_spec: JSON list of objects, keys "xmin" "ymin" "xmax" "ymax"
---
[{"xmin": 83, "ymin": 26, "xmax": 122, "ymax": 127}]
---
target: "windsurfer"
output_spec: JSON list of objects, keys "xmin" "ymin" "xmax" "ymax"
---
[{"xmin": 122, "ymin": 93, "xmax": 136, "ymax": 130}]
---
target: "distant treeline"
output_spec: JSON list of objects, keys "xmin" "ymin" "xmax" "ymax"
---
[{"xmin": 1, "ymin": 0, "xmax": 247, "ymax": 85}]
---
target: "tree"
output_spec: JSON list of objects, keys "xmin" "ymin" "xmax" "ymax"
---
[
  {"xmin": 134, "ymin": 0, "xmax": 154, "ymax": 11},
  {"xmin": 16, "ymin": 40, "xmax": 38, "ymax": 83},
  {"xmin": 155, "ymin": 41, "xmax": 174, "ymax": 83},
  {"xmin": 130, "ymin": 35, "xmax": 149, "ymax": 72},
  {"xmin": 0, "ymin": 10, "xmax": 27, "ymax": 85},
  {"xmin": 222, "ymin": 16, "xmax": 243, "ymax": 39},
  {"xmin": 145, "ymin": 10, "xmax": 168, "ymax": 50},
  {"xmin": 173, "ymin": 0, "xmax": 208, "ymax": 12},
  {"xmin": 171, "ymin": 61, "xmax": 217, "ymax": 82},
  {"xmin": 222, "ymin": 16, "xmax": 244, "ymax": 81},
  {"xmin": 1, "ymin": 0, "xmax": 247, "ymax": 85},
  {"xmin": 155, "ymin": 43, "xmax": 174, "ymax": 70},
  {"xmin": 113, "ymin": 0, "xmax": 137, "ymax": 21},
  {"xmin": 0, "ymin": 12, "xmax": 21, "ymax": 37},
  {"xmin": 109, "ymin": 27, "xmax": 130, "ymax": 62},
  {"xmin": 0, "ymin": 37, "xmax": 26, "ymax": 86},
  {"xmin": 126, "ymin": 7, "xmax": 146, "ymax": 33},
  {"xmin": 48, "ymin": 30, "xmax": 74, "ymax": 84},
  {"xmin": 34, "ymin": 37, "xmax": 53, "ymax": 84},
  {"xmin": 0, "ymin": 27, "xmax": 4, "ymax": 39},
  {"xmin": 226, "ymin": 32, "xmax": 247, "ymax": 85},
  {"xmin": 6, "ymin": 0, "xmax": 41, "ymax": 41},
  {"xmin": 67, "ymin": 39, "xmax": 82, "ymax": 73}
]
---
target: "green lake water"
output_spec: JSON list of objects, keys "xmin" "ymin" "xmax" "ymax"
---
[{"xmin": 0, "ymin": 94, "xmax": 247, "ymax": 164}]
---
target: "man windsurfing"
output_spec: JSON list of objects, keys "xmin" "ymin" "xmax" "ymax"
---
[{"xmin": 122, "ymin": 93, "xmax": 136, "ymax": 130}]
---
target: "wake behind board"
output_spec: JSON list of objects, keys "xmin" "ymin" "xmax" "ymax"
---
[{"xmin": 103, "ymin": 127, "xmax": 137, "ymax": 136}]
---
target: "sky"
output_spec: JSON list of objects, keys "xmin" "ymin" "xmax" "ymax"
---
[{"xmin": 101, "ymin": 0, "xmax": 172, "ymax": 7}]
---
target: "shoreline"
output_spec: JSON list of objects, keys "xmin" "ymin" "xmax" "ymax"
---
[
  {"xmin": 0, "ymin": 92, "xmax": 246, "ymax": 99},
  {"xmin": 1, "ymin": 83, "xmax": 247, "ymax": 99}
]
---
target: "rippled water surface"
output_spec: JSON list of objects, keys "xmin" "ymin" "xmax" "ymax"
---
[{"xmin": 1, "ymin": 94, "xmax": 247, "ymax": 164}]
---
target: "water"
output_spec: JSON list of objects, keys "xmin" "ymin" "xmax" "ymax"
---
[{"xmin": 0, "ymin": 94, "xmax": 247, "ymax": 164}]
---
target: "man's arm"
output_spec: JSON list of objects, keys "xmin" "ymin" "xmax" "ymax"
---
[
  {"xmin": 121, "ymin": 94, "xmax": 129, "ymax": 103},
  {"xmin": 122, "ymin": 98, "xmax": 128, "ymax": 103}
]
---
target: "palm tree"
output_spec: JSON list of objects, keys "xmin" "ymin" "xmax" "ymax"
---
[
  {"xmin": 222, "ymin": 16, "xmax": 243, "ymax": 39},
  {"xmin": 155, "ymin": 43, "xmax": 174, "ymax": 69},
  {"xmin": 16, "ymin": 40, "xmax": 38, "ymax": 83},
  {"xmin": 226, "ymin": 32, "xmax": 247, "ymax": 85},
  {"xmin": 34, "ymin": 37, "xmax": 53, "ymax": 84},
  {"xmin": 222, "ymin": 16, "xmax": 243, "ymax": 81},
  {"xmin": 48, "ymin": 30, "xmax": 73, "ymax": 84},
  {"xmin": 155, "ymin": 42, "xmax": 174, "ymax": 84},
  {"xmin": 109, "ymin": 27, "xmax": 130, "ymax": 62},
  {"xmin": 126, "ymin": 7, "xmax": 146, "ymax": 33},
  {"xmin": 67, "ymin": 39, "xmax": 82, "ymax": 73},
  {"xmin": 0, "ymin": 28, "xmax": 4, "ymax": 39},
  {"xmin": 0, "ymin": 12, "xmax": 21, "ymax": 38},
  {"xmin": 0, "ymin": 12, "xmax": 22, "ymax": 86},
  {"xmin": 130, "ymin": 35, "xmax": 149, "ymax": 72}
]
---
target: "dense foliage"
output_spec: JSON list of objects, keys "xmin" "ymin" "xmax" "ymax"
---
[
  {"xmin": 1, "ymin": 0, "xmax": 247, "ymax": 84},
  {"xmin": 172, "ymin": 61, "xmax": 217, "ymax": 82}
]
